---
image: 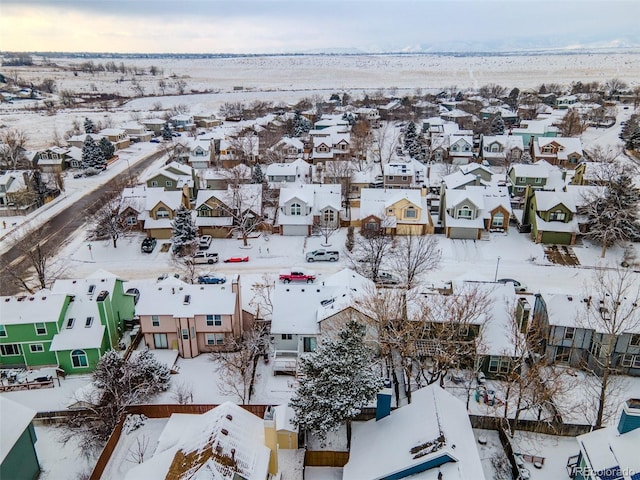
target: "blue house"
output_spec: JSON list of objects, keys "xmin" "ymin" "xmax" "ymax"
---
[
  {"xmin": 343, "ymin": 384, "xmax": 485, "ymax": 480},
  {"xmin": 0, "ymin": 396, "xmax": 40, "ymax": 480}
]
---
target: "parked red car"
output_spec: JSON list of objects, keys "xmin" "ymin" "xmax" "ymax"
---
[
  {"xmin": 279, "ymin": 270, "xmax": 316, "ymax": 283},
  {"xmin": 223, "ymin": 256, "xmax": 249, "ymax": 263}
]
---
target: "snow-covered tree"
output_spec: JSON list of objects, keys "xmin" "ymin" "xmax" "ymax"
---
[
  {"xmin": 391, "ymin": 234, "xmax": 442, "ymax": 290},
  {"xmin": 491, "ymin": 115, "xmax": 505, "ymax": 135},
  {"xmin": 347, "ymin": 231, "xmax": 394, "ymax": 283},
  {"xmin": 341, "ymin": 112, "xmax": 356, "ymax": 126},
  {"xmin": 81, "ymin": 135, "xmax": 105, "ymax": 169},
  {"xmin": 161, "ymin": 122, "xmax": 173, "ymax": 141},
  {"xmin": 293, "ymin": 111, "xmax": 311, "ymax": 137},
  {"xmin": 620, "ymin": 114, "xmax": 640, "ymax": 150},
  {"xmin": 98, "ymin": 137, "xmax": 115, "ymax": 161},
  {"xmin": 583, "ymin": 170, "xmax": 640, "ymax": 258},
  {"xmin": 290, "ymin": 321, "xmax": 383, "ymax": 441},
  {"xmin": 171, "ymin": 205, "xmax": 197, "ymax": 254},
  {"xmin": 84, "ymin": 117, "xmax": 95, "ymax": 134},
  {"xmin": 403, "ymin": 121, "xmax": 424, "ymax": 160},
  {"xmin": 88, "ymin": 196, "xmax": 132, "ymax": 248},
  {"xmin": 251, "ymin": 163, "xmax": 264, "ymax": 184}
]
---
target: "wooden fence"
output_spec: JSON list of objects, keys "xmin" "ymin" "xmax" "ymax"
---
[{"xmin": 304, "ymin": 450, "xmax": 349, "ymax": 468}]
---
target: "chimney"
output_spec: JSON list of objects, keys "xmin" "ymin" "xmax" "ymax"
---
[
  {"xmin": 263, "ymin": 406, "xmax": 278, "ymax": 474},
  {"xmin": 617, "ymin": 398, "xmax": 640, "ymax": 435},
  {"xmin": 376, "ymin": 379, "xmax": 393, "ymax": 421}
]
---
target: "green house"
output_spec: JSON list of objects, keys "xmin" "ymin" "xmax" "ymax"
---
[
  {"xmin": 0, "ymin": 270, "xmax": 135, "ymax": 374},
  {"xmin": 0, "ymin": 396, "xmax": 40, "ymax": 480},
  {"xmin": 525, "ymin": 190, "xmax": 578, "ymax": 245}
]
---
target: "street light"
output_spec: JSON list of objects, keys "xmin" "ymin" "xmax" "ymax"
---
[{"xmin": 494, "ymin": 256, "xmax": 501, "ymax": 282}]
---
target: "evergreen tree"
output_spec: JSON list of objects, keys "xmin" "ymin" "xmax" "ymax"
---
[
  {"xmin": 98, "ymin": 137, "xmax": 115, "ymax": 161},
  {"xmin": 620, "ymin": 114, "xmax": 640, "ymax": 150},
  {"xmin": 342, "ymin": 112, "xmax": 356, "ymax": 126},
  {"xmin": 171, "ymin": 205, "xmax": 198, "ymax": 254},
  {"xmin": 584, "ymin": 172, "xmax": 640, "ymax": 258},
  {"xmin": 403, "ymin": 121, "xmax": 424, "ymax": 160},
  {"xmin": 491, "ymin": 115, "xmax": 505, "ymax": 135},
  {"xmin": 84, "ymin": 117, "xmax": 95, "ymax": 134},
  {"xmin": 290, "ymin": 321, "xmax": 383, "ymax": 441},
  {"xmin": 161, "ymin": 122, "xmax": 173, "ymax": 141},
  {"xmin": 506, "ymin": 87, "xmax": 520, "ymax": 110},
  {"xmin": 293, "ymin": 111, "xmax": 311, "ymax": 137},
  {"xmin": 81, "ymin": 136, "xmax": 105, "ymax": 169},
  {"xmin": 252, "ymin": 163, "xmax": 264, "ymax": 184}
]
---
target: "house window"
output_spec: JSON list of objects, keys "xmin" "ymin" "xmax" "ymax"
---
[
  {"xmin": 30, "ymin": 344, "xmax": 44, "ymax": 353},
  {"xmin": 405, "ymin": 206, "xmax": 417, "ymax": 218},
  {"xmin": 66, "ymin": 318, "xmax": 75, "ymax": 329},
  {"xmin": 0, "ymin": 325, "xmax": 6, "ymax": 337},
  {"xmin": 549, "ymin": 211, "xmax": 566, "ymax": 221},
  {"xmin": 517, "ymin": 177, "xmax": 526, "ymax": 183},
  {"xmin": 564, "ymin": 327, "xmax": 575, "ymax": 341},
  {"xmin": 166, "ymin": 181, "xmax": 172, "ymax": 187},
  {"xmin": 182, "ymin": 329, "xmax": 189, "ymax": 340},
  {"xmin": 281, "ymin": 334, "xmax": 293, "ymax": 340},
  {"xmin": 634, "ymin": 356, "xmax": 640, "ymax": 369},
  {"xmin": 213, "ymin": 314, "xmax": 222, "ymax": 326},
  {"xmin": 152, "ymin": 315, "xmax": 160, "ymax": 327},
  {"xmin": 156, "ymin": 208, "xmax": 169, "ymax": 218},
  {"xmin": 35, "ymin": 322, "xmax": 47, "ymax": 335},
  {"xmin": 126, "ymin": 216, "xmax": 137, "ymax": 225},
  {"xmin": 0, "ymin": 344, "xmax": 21, "ymax": 356},
  {"xmin": 303, "ymin": 337, "xmax": 317, "ymax": 352},
  {"xmin": 153, "ymin": 333, "xmax": 168, "ymax": 349},
  {"xmin": 215, "ymin": 333, "xmax": 225, "ymax": 345},
  {"xmin": 365, "ymin": 221, "xmax": 379, "ymax": 232},
  {"xmin": 492, "ymin": 213, "xmax": 504, "ymax": 228},
  {"xmin": 290, "ymin": 203, "xmax": 301, "ymax": 216},
  {"xmin": 323, "ymin": 209, "xmax": 335, "ymax": 223},
  {"xmin": 457, "ymin": 206, "xmax": 473, "ymax": 219},
  {"xmin": 190, "ymin": 326, "xmax": 195, "ymax": 338},
  {"xmin": 402, "ymin": 176, "xmax": 408, "ymax": 181},
  {"xmin": 534, "ymin": 177, "xmax": 542, "ymax": 184},
  {"xmin": 151, "ymin": 181, "xmax": 158, "ymax": 187},
  {"xmin": 388, "ymin": 176, "xmax": 394, "ymax": 180},
  {"xmin": 71, "ymin": 349, "xmax": 88, "ymax": 368},
  {"xmin": 630, "ymin": 334, "xmax": 640, "ymax": 347},
  {"xmin": 198, "ymin": 207, "xmax": 212, "ymax": 217},
  {"xmin": 85, "ymin": 317, "xmax": 94, "ymax": 328},
  {"xmin": 488, "ymin": 356, "xmax": 510, "ymax": 374},
  {"xmin": 206, "ymin": 333, "xmax": 215, "ymax": 345},
  {"xmin": 554, "ymin": 346, "xmax": 570, "ymax": 363}
]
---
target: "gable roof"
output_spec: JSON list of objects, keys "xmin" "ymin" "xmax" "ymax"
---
[
  {"xmin": 0, "ymin": 397, "xmax": 37, "ymax": 463},
  {"xmin": 534, "ymin": 190, "xmax": 576, "ymax": 212},
  {"xmin": 0, "ymin": 290, "xmax": 68, "ymax": 326}
]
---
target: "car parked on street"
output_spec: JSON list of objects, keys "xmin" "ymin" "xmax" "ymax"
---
[
  {"xmin": 279, "ymin": 269, "xmax": 316, "ymax": 283},
  {"xmin": 224, "ymin": 256, "xmax": 249, "ymax": 263},
  {"xmin": 191, "ymin": 251, "xmax": 219, "ymax": 264},
  {"xmin": 141, "ymin": 237, "xmax": 157, "ymax": 253},
  {"xmin": 198, "ymin": 274, "xmax": 226, "ymax": 284}
]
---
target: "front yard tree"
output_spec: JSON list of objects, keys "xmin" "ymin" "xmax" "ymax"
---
[
  {"xmin": 171, "ymin": 205, "xmax": 197, "ymax": 255},
  {"xmin": 293, "ymin": 110, "xmax": 311, "ymax": 137},
  {"xmin": 252, "ymin": 163, "xmax": 264, "ymax": 184},
  {"xmin": 0, "ymin": 128, "xmax": 29, "ymax": 169},
  {"xmin": 581, "ymin": 267, "xmax": 640, "ymax": 428},
  {"xmin": 84, "ymin": 117, "xmax": 95, "ymax": 134},
  {"xmin": 558, "ymin": 108, "xmax": 587, "ymax": 137},
  {"xmin": 391, "ymin": 234, "xmax": 442, "ymax": 289},
  {"xmin": 349, "ymin": 230, "xmax": 394, "ymax": 283},
  {"xmin": 81, "ymin": 136, "xmax": 105, "ymax": 169},
  {"xmin": 583, "ymin": 169, "xmax": 640, "ymax": 258},
  {"xmin": 403, "ymin": 121, "xmax": 424, "ymax": 160},
  {"xmin": 98, "ymin": 137, "xmax": 115, "ymax": 161},
  {"xmin": 88, "ymin": 196, "xmax": 131, "ymax": 248},
  {"xmin": 290, "ymin": 321, "xmax": 383, "ymax": 442},
  {"xmin": 62, "ymin": 350, "xmax": 171, "ymax": 448}
]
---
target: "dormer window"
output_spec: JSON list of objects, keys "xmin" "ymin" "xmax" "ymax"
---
[
  {"xmin": 156, "ymin": 207, "xmax": 169, "ymax": 218},
  {"xmin": 405, "ymin": 206, "xmax": 417, "ymax": 218},
  {"xmin": 457, "ymin": 205, "xmax": 473, "ymax": 219},
  {"xmin": 549, "ymin": 211, "xmax": 566, "ymax": 221},
  {"xmin": 290, "ymin": 203, "xmax": 301, "ymax": 216}
]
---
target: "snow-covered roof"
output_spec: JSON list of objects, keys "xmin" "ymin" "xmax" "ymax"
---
[
  {"xmin": 482, "ymin": 135, "xmax": 524, "ymax": 153},
  {"xmin": 344, "ymin": 384, "xmax": 485, "ymax": 480},
  {"xmin": 99, "ymin": 128, "xmax": 126, "ymax": 137},
  {"xmin": 476, "ymin": 283, "xmax": 524, "ymax": 356},
  {"xmin": 49, "ymin": 298, "xmax": 106, "ymax": 351},
  {"xmin": 144, "ymin": 188, "xmax": 184, "ymax": 212},
  {"xmin": 131, "ymin": 280, "xmax": 237, "ymax": 317},
  {"xmin": 359, "ymin": 188, "xmax": 423, "ymax": 220},
  {"xmin": 52, "ymin": 269, "xmax": 120, "ymax": 297},
  {"xmin": 278, "ymin": 184, "xmax": 341, "ymax": 212},
  {"xmin": 534, "ymin": 137, "xmax": 583, "ymax": 160},
  {"xmin": 0, "ymin": 396, "xmax": 37, "ymax": 463},
  {"xmin": 1, "ymin": 290, "xmax": 68, "ymax": 326},
  {"xmin": 273, "ymin": 405, "xmax": 297, "ymax": 433},
  {"xmin": 124, "ymin": 402, "xmax": 270, "ymax": 480},
  {"xmin": 534, "ymin": 190, "xmax": 576, "ymax": 212},
  {"xmin": 195, "ymin": 184, "xmax": 262, "ymax": 214},
  {"xmin": 442, "ymin": 170, "xmax": 485, "ymax": 190}
]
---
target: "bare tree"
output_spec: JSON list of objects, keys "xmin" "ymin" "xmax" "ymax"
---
[
  {"xmin": 175, "ymin": 79, "xmax": 187, "ymax": 95},
  {"xmin": 557, "ymin": 108, "xmax": 587, "ymax": 137},
  {"xmin": 87, "ymin": 196, "xmax": 134, "ymax": 248},
  {"xmin": 580, "ymin": 266, "xmax": 640, "ymax": 428},
  {"xmin": 0, "ymin": 129, "xmax": 29, "ymax": 169},
  {"xmin": 323, "ymin": 160, "xmax": 354, "ymax": 213},
  {"xmin": 371, "ymin": 121, "xmax": 399, "ymax": 168},
  {"xmin": 157, "ymin": 79, "xmax": 167, "ymax": 95},
  {"xmin": 170, "ymin": 243, "xmax": 200, "ymax": 284},
  {"xmin": 248, "ymin": 274, "xmax": 276, "ymax": 322},
  {"xmin": 390, "ymin": 234, "xmax": 442, "ymax": 289},
  {"xmin": 171, "ymin": 381, "xmax": 194, "ymax": 404},
  {"xmin": 210, "ymin": 328, "xmax": 264, "ymax": 403},
  {"xmin": 126, "ymin": 435, "xmax": 150, "ymax": 464},
  {"xmin": 314, "ymin": 215, "xmax": 341, "ymax": 246},
  {"xmin": 347, "ymin": 230, "xmax": 394, "ymax": 282},
  {"xmin": 350, "ymin": 119, "xmax": 373, "ymax": 169},
  {"xmin": 605, "ymin": 78, "xmax": 628, "ymax": 99}
]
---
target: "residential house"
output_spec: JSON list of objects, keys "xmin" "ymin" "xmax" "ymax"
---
[
  {"xmin": 440, "ymin": 164, "xmax": 494, "ymax": 194},
  {"xmin": 568, "ymin": 399, "xmax": 640, "ymax": 480},
  {"xmin": 276, "ymin": 184, "xmax": 341, "ymax": 236},
  {"xmin": 98, "ymin": 128, "xmax": 131, "ymax": 150},
  {"xmin": 531, "ymin": 293, "xmax": 640, "ymax": 376},
  {"xmin": 199, "ymin": 164, "xmax": 252, "ymax": 190},
  {"xmin": 180, "ymin": 139, "xmax": 213, "ymax": 170},
  {"xmin": 131, "ymin": 275, "xmax": 243, "ymax": 358},
  {"xmin": 270, "ymin": 268, "xmax": 375, "ymax": 375},
  {"xmin": 137, "ymin": 188, "xmax": 188, "ymax": 239},
  {"xmin": 195, "ymin": 184, "xmax": 263, "ymax": 238},
  {"xmin": 358, "ymin": 187, "xmax": 433, "ymax": 236},
  {"xmin": 309, "ymin": 125, "xmax": 351, "ymax": 163},
  {"xmin": 355, "ymin": 107, "xmax": 381, "ymax": 127},
  {"xmin": 0, "ymin": 171, "xmax": 29, "ymax": 208},
  {"xmin": 556, "ymin": 95, "xmax": 578, "ymax": 109},
  {"xmin": 440, "ymin": 108, "xmax": 474, "ymax": 129},
  {"xmin": 511, "ymin": 119, "xmax": 558, "ymax": 147},
  {"xmin": 140, "ymin": 118, "xmax": 166, "ymax": 135},
  {"xmin": 169, "ymin": 114, "xmax": 195, "ymax": 132},
  {"xmin": 0, "ymin": 270, "xmax": 134, "ymax": 373},
  {"xmin": 34, "ymin": 146, "xmax": 81, "ymax": 173},
  {"xmin": 440, "ymin": 186, "xmax": 511, "ymax": 239},
  {"xmin": 124, "ymin": 402, "xmax": 276, "ymax": 480},
  {"xmin": 344, "ymin": 384, "xmax": 485, "ymax": 480},
  {"xmin": 524, "ymin": 190, "xmax": 578, "ymax": 244},
  {"xmin": 219, "ymin": 134, "xmax": 260, "ymax": 168},
  {"xmin": 118, "ymin": 186, "xmax": 149, "ymax": 232},
  {"xmin": 507, "ymin": 160, "xmax": 567, "ymax": 197},
  {"xmin": 268, "ymin": 136, "xmax": 305, "ymax": 161},
  {"xmin": 448, "ymin": 135, "xmax": 475, "ymax": 165},
  {"xmin": 145, "ymin": 161, "xmax": 198, "ymax": 199},
  {"xmin": 266, "ymin": 159, "xmax": 311, "ymax": 187},
  {"xmin": 0, "ymin": 397, "xmax": 40, "ymax": 480},
  {"xmin": 479, "ymin": 106, "xmax": 519, "ymax": 126},
  {"xmin": 193, "ymin": 113, "xmax": 221, "ymax": 128},
  {"xmin": 66, "ymin": 133, "xmax": 102, "ymax": 149},
  {"xmin": 383, "ymin": 159, "xmax": 427, "ymax": 190},
  {"xmin": 532, "ymin": 137, "xmax": 584, "ymax": 168},
  {"xmin": 120, "ymin": 122, "xmax": 153, "ymax": 143},
  {"xmin": 480, "ymin": 135, "xmax": 524, "ymax": 166}
]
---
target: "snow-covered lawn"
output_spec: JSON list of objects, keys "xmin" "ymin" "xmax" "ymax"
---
[{"xmin": 511, "ymin": 430, "xmax": 578, "ymax": 480}]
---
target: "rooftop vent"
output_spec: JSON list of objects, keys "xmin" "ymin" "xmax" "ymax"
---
[
  {"xmin": 221, "ymin": 428, "xmax": 228, "ymax": 436},
  {"xmin": 226, "ymin": 414, "xmax": 233, "ymax": 421}
]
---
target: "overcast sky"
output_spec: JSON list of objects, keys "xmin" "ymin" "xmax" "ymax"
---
[{"xmin": 1, "ymin": 0, "xmax": 639, "ymax": 54}]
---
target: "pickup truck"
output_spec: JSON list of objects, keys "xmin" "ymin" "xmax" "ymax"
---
[
  {"xmin": 305, "ymin": 249, "xmax": 339, "ymax": 262},
  {"xmin": 279, "ymin": 270, "xmax": 316, "ymax": 283},
  {"xmin": 191, "ymin": 251, "xmax": 219, "ymax": 265}
]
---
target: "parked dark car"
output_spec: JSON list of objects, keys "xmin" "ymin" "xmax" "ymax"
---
[
  {"xmin": 198, "ymin": 274, "xmax": 226, "ymax": 284},
  {"xmin": 141, "ymin": 237, "xmax": 157, "ymax": 253}
]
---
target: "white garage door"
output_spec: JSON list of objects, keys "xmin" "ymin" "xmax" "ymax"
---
[
  {"xmin": 449, "ymin": 227, "xmax": 478, "ymax": 240},
  {"xmin": 282, "ymin": 225, "xmax": 309, "ymax": 236}
]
